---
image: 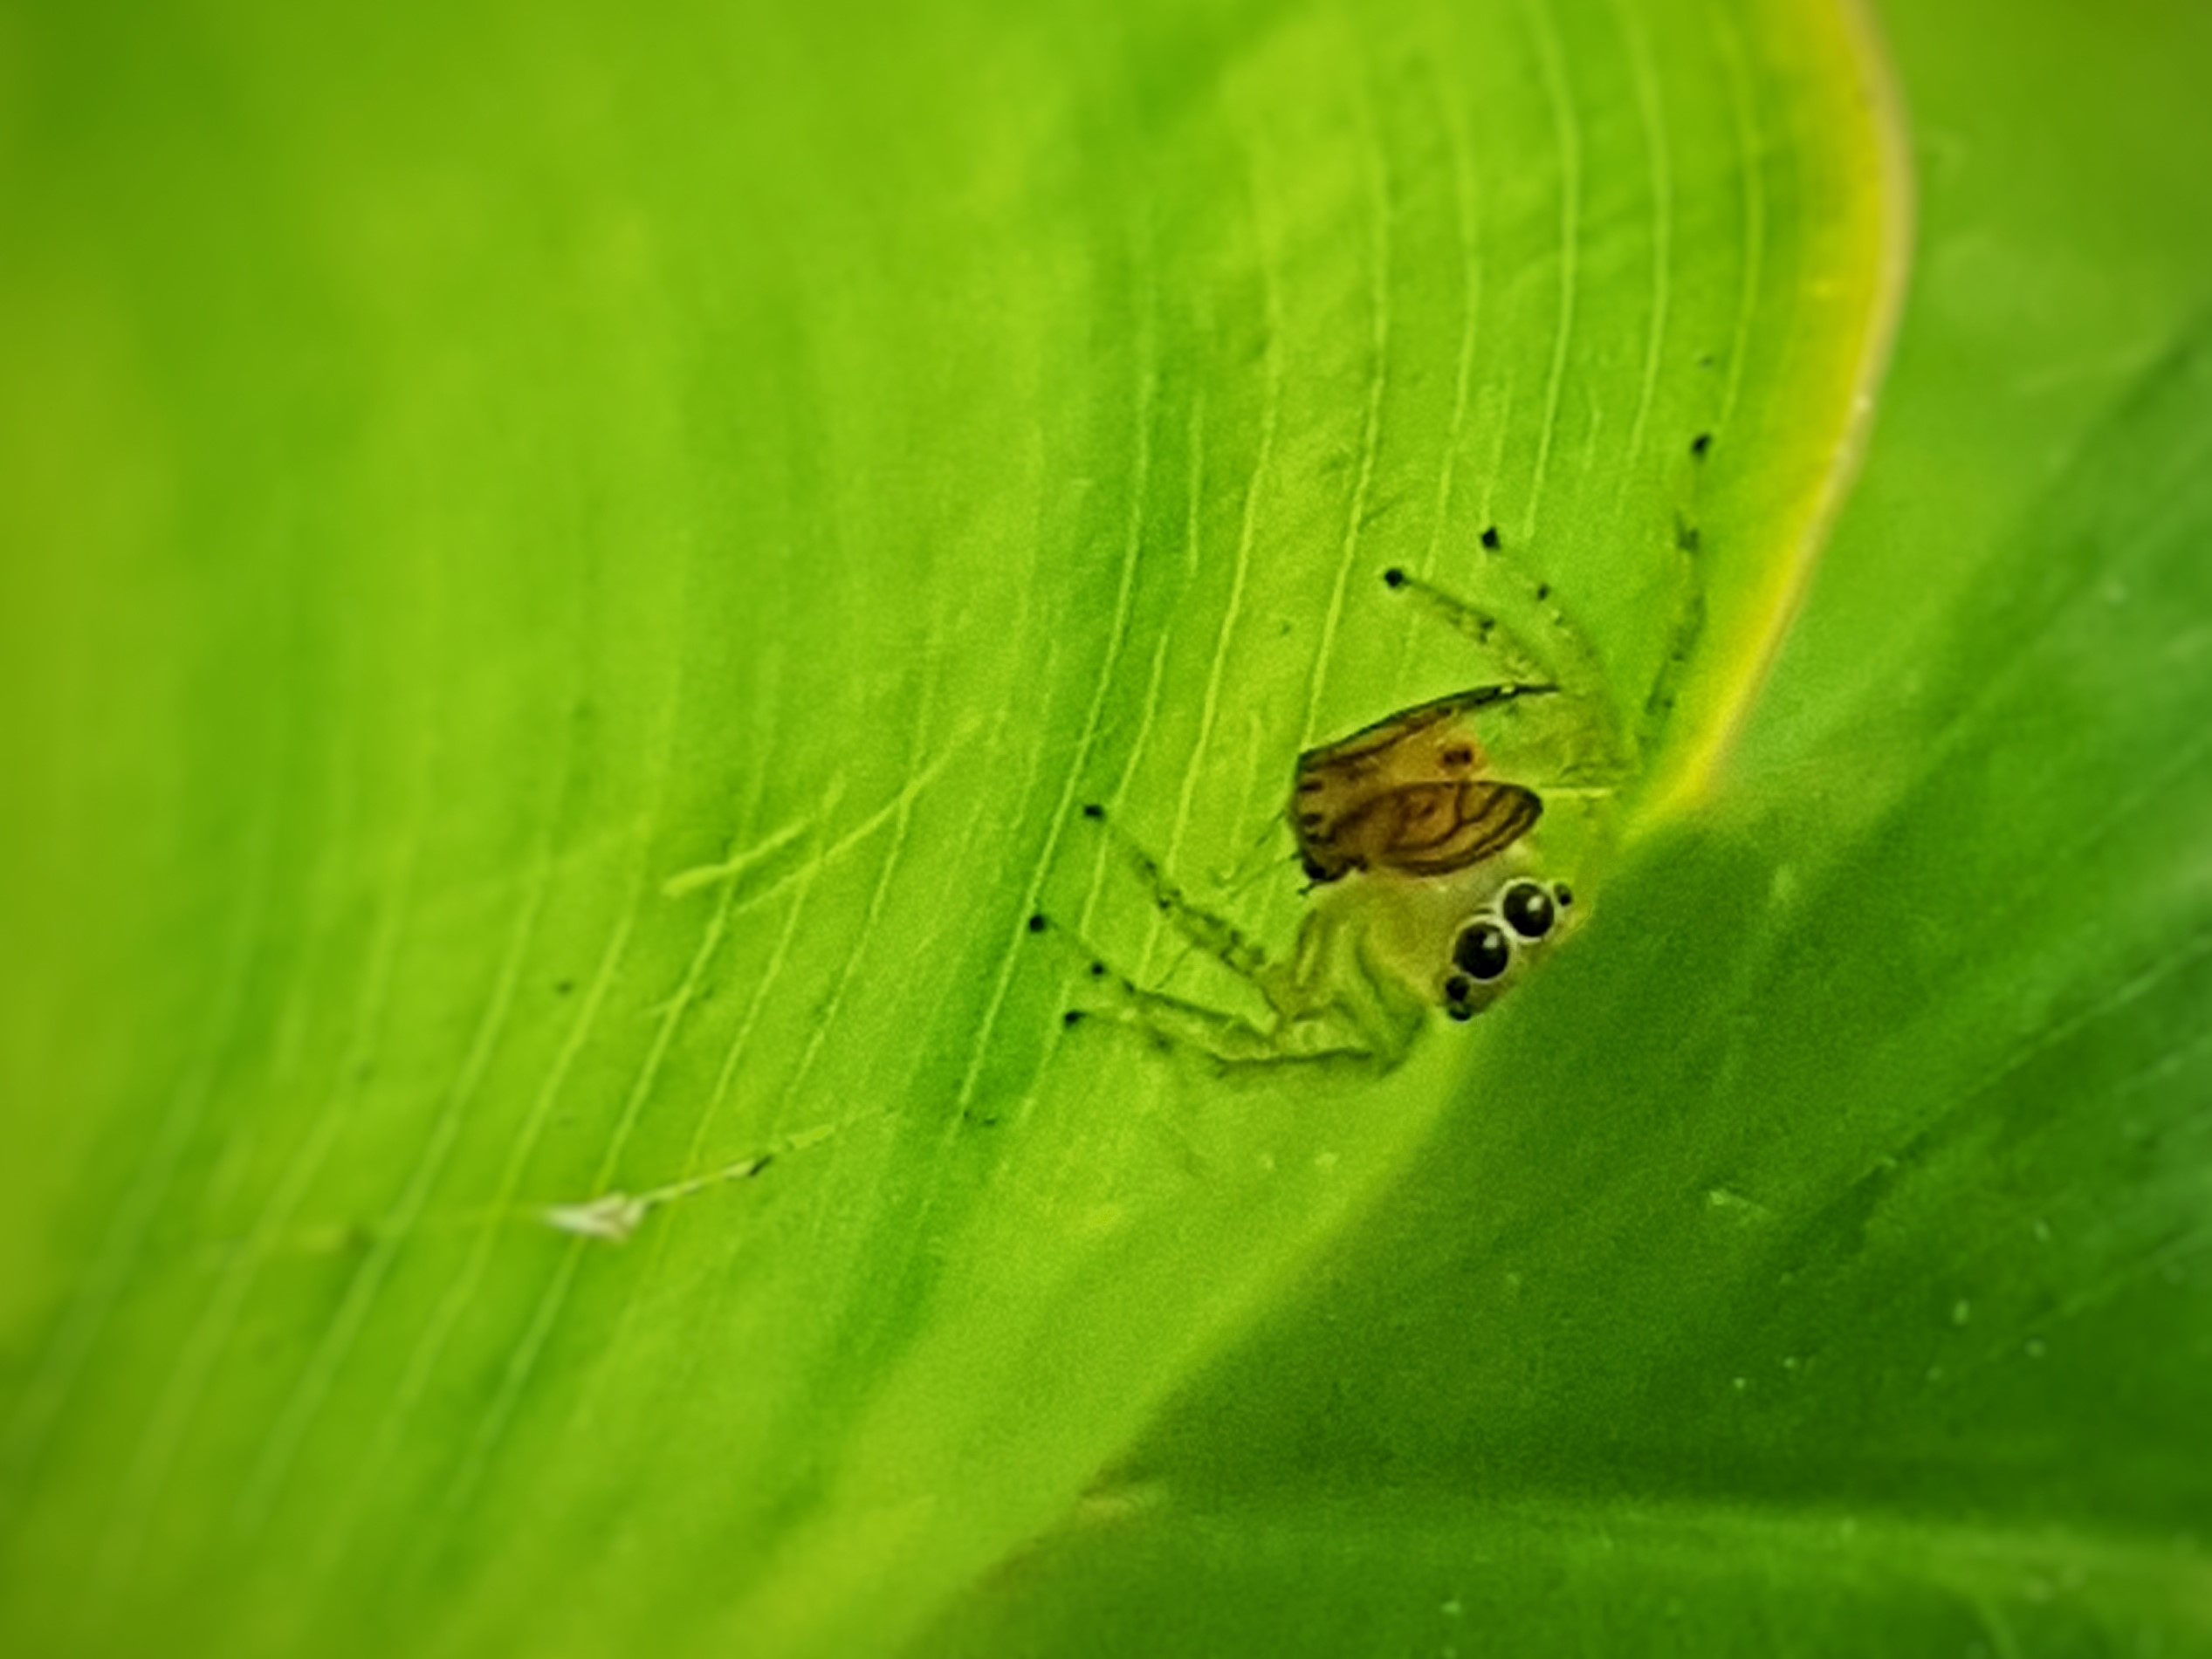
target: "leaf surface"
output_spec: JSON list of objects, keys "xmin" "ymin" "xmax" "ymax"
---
[
  {"xmin": 0, "ymin": 0, "xmax": 1903, "ymax": 1655},
  {"xmin": 910, "ymin": 1, "xmax": 2212, "ymax": 1651}
]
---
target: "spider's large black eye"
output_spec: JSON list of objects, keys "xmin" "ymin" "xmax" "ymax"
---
[
  {"xmin": 1501, "ymin": 880, "xmax": 1556, "ymax": 941},
  {"xmin": 1453, "ymin": 920, "xmax": 1512, "ymax": 982}
]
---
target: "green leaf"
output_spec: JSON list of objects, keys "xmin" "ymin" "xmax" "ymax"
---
[
  {"xmin": 0, "ymin": 0, "xmax": 1977, "ymax": 1655},
  {"xmin": 909, "ymin": 1, "xmax": 2212, "ymax": 1653},
  {"xmin": 912, "ymin": 323, "xmax": 2212, "ymax": 1658}
]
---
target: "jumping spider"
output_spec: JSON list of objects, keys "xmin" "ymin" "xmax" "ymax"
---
[{"xmin": 1034, "ymin": 563, "xmax": 1632, "ymax": 1070}]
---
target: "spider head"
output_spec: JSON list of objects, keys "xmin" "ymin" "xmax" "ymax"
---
[{"xmin": 1439, "ymin": 877, "xmax": 1576, "ymax": 1022}]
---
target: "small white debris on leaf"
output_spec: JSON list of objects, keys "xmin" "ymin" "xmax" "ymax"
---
[
  {"xmin": 544, "ymin": 1193, "xmax": 649, "ymax": 1244},
  {"xmin": 538, "ymin": 1147, "xmax": 798, "ymax": 1245}
]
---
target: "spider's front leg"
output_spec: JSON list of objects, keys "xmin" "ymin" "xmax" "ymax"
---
[
  {"xmin": 1028, "ymin": 811, "xmax": 1419, "ymax": 1069},
  {"xmin": 1075, "ymin": 803, "xmax": 1300, "ymax": 1016},
  {"xmin": 1377, "ymin": 567, "xmax": 1638, "ymax": 836}
]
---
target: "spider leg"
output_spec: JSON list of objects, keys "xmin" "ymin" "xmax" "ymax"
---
[
  {"xmin": 1075, "ymin": 804, "xmax": 1304, "ymax": 1016},
  {"xmin": 1382, "ymin": 566, "xmax": 1636, "ymax": 780},
  {"xmin": 1026, "ymin": 910, "xmax": 1366, "ymax": 1062},
  {"xmin": 1635, "ymin": 542, "xmax": 1707, "ymax": 766},
  {"xmin": 1380, "ymin": 565, "xmax": 1592, "ymax": 686},
  {"xmin": 1027, "ymin": 909, "xmax": 1422, "ymax": 1072}
]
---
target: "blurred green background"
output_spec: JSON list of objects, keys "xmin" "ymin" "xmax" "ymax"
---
[{"xmin": 3, "ymin": 0, "xmax": 2209, "ymax": 1655}]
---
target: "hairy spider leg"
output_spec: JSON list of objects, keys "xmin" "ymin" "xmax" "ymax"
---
[
  {"xmin": 1636, "ymin": 428, "xmax": 1719, "ymax": 758},
  {"xmin": 1384, "ymin": 561, "xmax": 1605, "ymax": 693},
  {"xmin": 1076, "ymin": 803, "xmax": 1301, "ymax": 1018},
  {"xmin": 1382, "ymin": 566, "xmax": 1637, "ymax": 785},
  {"xmin": 1028, "ymin": 908, "xmax": 1386, "ymax": 1067},
  {"xmin": 1637, "ymin": 571, "xmax": 1707, "ymax": 765},
  {"xmin": 1151, "ymin": 820, "xmax": 1288, "ymax": 1008}
]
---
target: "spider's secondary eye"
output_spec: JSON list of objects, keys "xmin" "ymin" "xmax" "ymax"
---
[
  {"xmin": 1442, "ymin": 974, "xmax": 1476, "ymax": 1022},
  {"xmin": 1501, "ymin": 880, "xmax": 1556, "ymax": 940},
  {"xmin": 1453, "ymin": 920, "xmax": 1512, "ymax": 982}
]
